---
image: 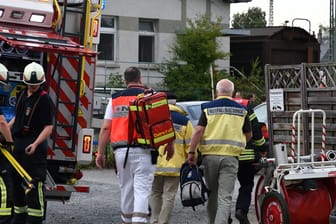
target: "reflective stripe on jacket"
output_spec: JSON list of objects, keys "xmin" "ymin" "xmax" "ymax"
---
[
  {"xmin": 110, "ymin": 87, "xmax": 145, "ymax": 147},
  {"xmin": 238, "ymin": 103, "xmax": 266, "ymax": 162},
  {"xmin": 155, "ymin": 104, "xmax": 194, "ymax": 177},
  {"xmin": 200, "ymin": 96, "xmax": 248, "ymax": 157}
]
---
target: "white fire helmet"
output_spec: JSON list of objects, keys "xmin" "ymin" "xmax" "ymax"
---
[
  {"xmin": 0, "ymin": 63, "xmax": 8, "ymax": 85},
  {"xmin": 23, "ymin": 62, "xmax": 46, "ymax": 85}
]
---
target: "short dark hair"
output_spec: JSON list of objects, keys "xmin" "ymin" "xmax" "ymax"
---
[
  {"xmin": 165, "ymin": 91, "xmax": 177, "ymax": 100},
  {"xmin": 247, "ymin": 93, "xmax": 255, "ymax": 99},
  {"xmin": 124, "ymin": 67, "xmax": 141, "ymax": 84}
]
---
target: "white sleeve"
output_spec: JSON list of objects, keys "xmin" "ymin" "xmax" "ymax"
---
[{"xmin": 104, "ymin": 98, "xmax": 113, "ymax": 120}]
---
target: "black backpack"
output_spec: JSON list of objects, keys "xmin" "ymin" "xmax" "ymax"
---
[{"xmin": 180, "ymin": 162, "xmax": 209, "ymax": 210}]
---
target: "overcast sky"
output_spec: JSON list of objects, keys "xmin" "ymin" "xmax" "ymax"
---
[{"xmin": 230, "ymin": 0, "xmax": 330, "ymax": 34}]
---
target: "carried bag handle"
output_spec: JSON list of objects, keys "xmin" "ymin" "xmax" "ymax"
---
[{"xmin": 143, "ymin": 88, "xmax": 154, "ymax": 95}]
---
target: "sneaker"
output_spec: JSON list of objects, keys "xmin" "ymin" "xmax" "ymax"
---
[{"xmin": 235, "ymin": 209, "xmax": 251, "ymax": 224}]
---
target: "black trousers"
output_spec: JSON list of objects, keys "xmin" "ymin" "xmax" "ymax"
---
[
  {"xmin": 0, "ymin": 166, "xmax": 13, "ymax": 224},
  {"xmin": 12, "ymin": 176, "xmax": 45, "ymax": 224},
  {"xmin": 235, "ymin": 162, "xmax": 259, "ymax": 213},
  {"xmin": 12, "ymin": 138, "xmax": 47, "ymax": 224}
]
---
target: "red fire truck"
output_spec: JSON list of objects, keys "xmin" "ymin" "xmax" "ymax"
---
[{"xmin": 0, "ymin": 0, "xmax": 100, "ymax": 201}]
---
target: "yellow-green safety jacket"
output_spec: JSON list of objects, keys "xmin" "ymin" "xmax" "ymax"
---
[
  {"xmin": 199, "ymin": 96, "xmax": 249, "ymax": 157},
  {"xmin": 154, "ymin": 104, "xmax": 194, "ymax": 177}
]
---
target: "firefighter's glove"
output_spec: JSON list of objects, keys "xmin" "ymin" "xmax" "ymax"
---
[
  {"xmin": 95, "ymin": 153, "xmax": 105, "ymax": 169},
  {"xmin": 164, "ymin": 141, "xmax": 174, "ymax": 161}
]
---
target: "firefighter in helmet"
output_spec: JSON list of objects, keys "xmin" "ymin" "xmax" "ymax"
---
[
  {"xmin": 10, "ymin": 62, "xmax": 53, "ymax": 224},
  {"xmin": 0, "ymin": 63, "xmax": 14, "ymax": 224}
]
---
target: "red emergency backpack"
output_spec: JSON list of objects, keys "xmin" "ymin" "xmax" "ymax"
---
[{"xmin": 128, "ymin": 89, "xmax": 175, "ymax": 149}]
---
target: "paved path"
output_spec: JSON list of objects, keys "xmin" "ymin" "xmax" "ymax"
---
[{"xmin": 45, "ymin": 169, "xmax": 260, "ymax": 224}]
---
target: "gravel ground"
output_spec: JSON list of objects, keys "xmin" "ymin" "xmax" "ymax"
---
[{"xmin": 45, "ymin": 169, "xmax": 258, "ymax": 224}]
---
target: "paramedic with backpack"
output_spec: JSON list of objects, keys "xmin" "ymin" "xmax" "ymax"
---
[
  {"xmin": 96, "ymin": 67, "xmax": 174, "ymax": 224},
  {"xmin": 232, "ymin": 98, "xmax": 267, "ymax": 224},
  {"xmin": 150, "ymin": 93, "xmax": 194, "ymax": 224},
  {"xmin": 10, "ymin": 62, "xmax": 53, "ymax": 224},
  {"xmin": 188, "ymin": 79, "xmax": 252, "ymax": 224},
  {"xmin": 0, "ymin": 63, "xmax": 15, "ymax": 224}
]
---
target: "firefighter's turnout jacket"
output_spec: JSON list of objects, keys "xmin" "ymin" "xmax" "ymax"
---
[
  {"xmin": 199, "ymin": 96, "xmax": 249, "ymax": 157},
  {"xmin": 232, "ymin": 98, "xmax": 266, "ymax": 162},
  {"xmin": 109, "ymin": 85, "xmax": 145, "ymax": 148},
  {"xmin": 154, "ymin": 104, "xmax": 194, "ymax": 176}
]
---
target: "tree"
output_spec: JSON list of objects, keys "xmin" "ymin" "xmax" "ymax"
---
[
  {"xmin": 161, "ymin": 15, "xmax": 229, "ymax": 100},
  {"xmin": 219, "ymin": 57, "xmax": 265, "ymax": 104},
  {"xmin": 107, "ymin": 73, "xmax": 126, "ymax": 88},
  {"xmin": 231, "ymin": 7, "xmax": 267, "ymax": 29}
]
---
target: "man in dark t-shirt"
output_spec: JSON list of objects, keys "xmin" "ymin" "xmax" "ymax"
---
[{"xmin": 10, "ymin": 62, "xmax": 53, "ymax": 224}]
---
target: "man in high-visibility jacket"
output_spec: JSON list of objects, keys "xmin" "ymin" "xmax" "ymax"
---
[
  {"xmin": 150, "ymin": 92, "xmax": 194, "ymax": 224},
  {"xmin": 188, "ymin": 79, "xmax": 252, "ymax": 224},
  {"xmin": 232, "ymin": 97, "xmax": 267, "ymax": 224},
  {"xmin": 96, "ymin": 67, "xmax": 174, "ymax": 224}
]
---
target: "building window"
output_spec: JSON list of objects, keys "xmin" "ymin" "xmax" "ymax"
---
[
  {"xmin": 139, "ymin": 19, "xmax": 155, "ymax": 63},
  {"xmin": 98, "ymin": 15, "xmax": 116, "ymax": 61}
]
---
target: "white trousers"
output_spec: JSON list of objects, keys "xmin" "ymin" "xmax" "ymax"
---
[{"xmin": 114, "ymin": 147, "xmax": 156, "ymax": 224}]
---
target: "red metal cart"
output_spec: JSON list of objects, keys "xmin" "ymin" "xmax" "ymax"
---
[{"xmin": 254, "ymin": 109, "xmax": 336, "ymax": 224}]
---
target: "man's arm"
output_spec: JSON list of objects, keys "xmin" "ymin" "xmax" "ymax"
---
[
  {"xmin": 8, "ymin": 117, "xmax": 15, "ymax": 130},
  {"xmin": 245, "ymin": 131, "xmax": 253, "ymax": 142},
  {"xmin": 187, "ymin": 125, "xmax": 205, "ymax": 165},
  {"xmin": 243, "ymin": 111, "xmax": 253, "ymax": 142},
  {"xmin": 0, "ymin": 115, "xmax": 13, "ymax": 142},
  {"xmin": 25, "ymin": 125, "xmax": 53, "ymax": 155},
  {"xmin": 95, "ymin": 119, "xmax": 111, "ymax": 169}
]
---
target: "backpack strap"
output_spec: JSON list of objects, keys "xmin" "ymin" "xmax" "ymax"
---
[
  {"xmin": 189, "ymin": 183, "xmax": 196, "ymax": 211},
  {"xmin": 26, "ymin": 90, "xmax": 47, "ymax": 127},
  {"xmin": 26, "ymin": 95, "xmax": 42, "ymax": 128},
  {"xmin": 123, "ymin": 104, "xmax": 135, "ymax": 168},
  {"xmin": 15, "ymin": 90, "xmax": 25, "ymax": 114},
  {"xmin": 133, "ymin": 102, "xmax": 148, "ymax": 145},
  {"xmin": 16, "ymin": 89, "xmax": 47, "ymax": 128}
]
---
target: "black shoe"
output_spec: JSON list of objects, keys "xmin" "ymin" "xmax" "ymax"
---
[{"xmin": 235, "ymin": 209, "xmax": 251, "ymax": 224}]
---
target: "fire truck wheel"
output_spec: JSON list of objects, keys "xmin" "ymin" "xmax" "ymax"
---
[{"xmin": 260, "ymin": 191, "xmax": 290, "ymax": 224}]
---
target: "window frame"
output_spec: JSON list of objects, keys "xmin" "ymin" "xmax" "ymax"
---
[
  {"xmin": 138, "ymin": 19, "xmax": 156, "ymax": 63},
  {"xmin": 97, "ymin": 15, "xmax": 116, "ymax": 61}
]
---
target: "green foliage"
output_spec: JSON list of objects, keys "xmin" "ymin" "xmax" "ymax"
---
[
  {"xmin": 107, "ymin": 73, "xmax": 126, "ymax": 88},
  {"xmin": 220, "ymin": 58, "xmax": 265, "ymax": 104},
  {"xmin": 231, "ymin": 7, "xmax": 267, "ymax": 29},
  {"xmin": 161, "ymin": 15, "xmax": 229, "ymax": 101}
]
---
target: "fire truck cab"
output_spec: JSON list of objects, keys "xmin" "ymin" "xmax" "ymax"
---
[{"xmin": 0, "ymin": 0, "xmax": 100, "ymax": 201}]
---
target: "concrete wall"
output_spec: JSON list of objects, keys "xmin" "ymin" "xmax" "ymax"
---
[{"xmin": 95, "ymin": 0, "xmax": 231, "ymax": 88}]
